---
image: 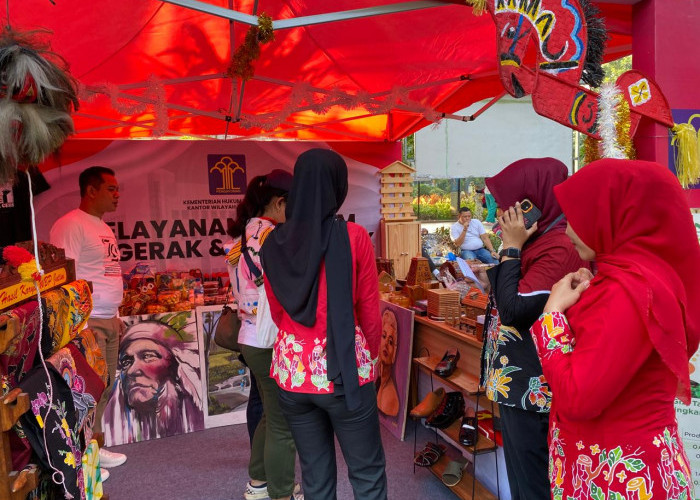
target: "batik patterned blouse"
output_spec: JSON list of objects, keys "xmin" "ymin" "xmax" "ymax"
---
[
  {"xmin": 531, "ymin": 310, "xmax": 694, "ymax": 500},
  {"xmin": 481, "ymin": 231, "xmax": 585, "ymax": 412},
  {"xmin": 265, "ymin": 222, "xmax": 382, "ymax": 394}
]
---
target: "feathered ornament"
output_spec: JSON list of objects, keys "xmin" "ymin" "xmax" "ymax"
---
[
  {"xmin": 579, "ymin": 0, "xmax": 607, "ymax": 88},
  {"xmin": 0, "ymin": 28, "xmax": 78, "ymax": 184},
  {"xmin": 2, "ymin": 245, "xmax": 42, "ymax": 282}
]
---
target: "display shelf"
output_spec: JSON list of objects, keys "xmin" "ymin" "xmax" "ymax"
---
[
  {"xmin": 428, "ymin": 454, "xmax": 497, "ymax": 500},
  {"xmin": 427, "ymin": 418, "xmax": 497, "ymax": 456},
  {"xmin": 413, "ymin": 356, "xmax": 482, "ymax": 395},
  {"xmin": 414, "ymin": 316, "xmax": 482, "ymax": 349}
]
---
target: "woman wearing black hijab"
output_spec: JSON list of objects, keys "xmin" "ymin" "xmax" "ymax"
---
[{"xmin": 261, "ymin": 149, "xmax": 387, "ymax": 500}]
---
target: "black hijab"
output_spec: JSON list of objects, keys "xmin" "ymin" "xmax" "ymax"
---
[{"xmin": 261, "ymin": 148, "xmax": 361, "ymax": 409}]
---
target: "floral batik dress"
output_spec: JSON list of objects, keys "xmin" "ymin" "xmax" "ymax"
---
[{"xmin": 531, "ymin": 310, "xmax": 694, "ymax": 500}]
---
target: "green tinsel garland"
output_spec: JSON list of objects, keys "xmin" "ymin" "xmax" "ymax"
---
[{"xmin": 227, "ymin": 13, "xmax": 275, "ymax": 81}]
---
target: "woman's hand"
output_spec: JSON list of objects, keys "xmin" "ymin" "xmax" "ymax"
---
[
  {"xmin": 499, "ymin": 202, "xmax": 538, "ymax": 250},
  {"xmin": 571, "ymin": 267, "xmax": 594, "ymax": 289},
  {"xmin": 544, "ymin": 272, "xmax": 590, "ymax": 313}
]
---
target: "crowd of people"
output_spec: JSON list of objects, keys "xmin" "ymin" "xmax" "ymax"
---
[{"xmin": 50, "ymin": 152, "xmax": 698, "ymax": 500}]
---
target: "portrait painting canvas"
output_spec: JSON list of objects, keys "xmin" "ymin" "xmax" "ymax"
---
[
  {"xmin": 196, "ymin": 304, "xmax": 251, "ymax": 428},
  {"xmin": 377, "ymin": 300, "xmax": 415, "ymax": 441},
  {"xmin": 102, "ymin": 311, "xmax": 205, "ymax": 446}
]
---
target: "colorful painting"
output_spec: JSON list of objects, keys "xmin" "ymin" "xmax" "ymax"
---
[
  {"xmin": 377, "ymin": 300, "xmax": 415, "ymax": 441},
  {"xmin": 103, "ymin": 311, "xmax": 204, "ymax": 446},
  {"xmin": 195, "ymin": 304, "xmax": 251, "ymax": 429}
]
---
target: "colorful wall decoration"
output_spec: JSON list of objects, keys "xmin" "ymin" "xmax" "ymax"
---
[{"xmin": 102, "ymin": 311, "xmax": 204, "ymax": 446}]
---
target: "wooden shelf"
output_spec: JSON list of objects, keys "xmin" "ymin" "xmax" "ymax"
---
[
  {"xmin": 413, "ymin": 356, "xmax": 482, "ymax": 396},
  {"xmin": 427, "ymin": 454, "xmax": 497, "ymax": 500},
  {"xmin": 414, "ymin": 316, "xmax": 482, "ymax": 349},
  {"xmin": 429, "ymin": 418, "xmax": 497, "ymax": 456}
]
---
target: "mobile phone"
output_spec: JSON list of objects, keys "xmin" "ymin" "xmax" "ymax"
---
[{"xmin": 520, "ymin": 199, "xmax": 542, "ymax": 229}]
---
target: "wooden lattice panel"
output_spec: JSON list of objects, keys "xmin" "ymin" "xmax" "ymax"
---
[{"xmin": 379, "ymin": 161, "xmax": 416, "ymax": 221}]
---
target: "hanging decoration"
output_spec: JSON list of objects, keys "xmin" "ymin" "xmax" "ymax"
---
[
  {"xmin": 671, "ymin": 120, "xmax": 700, "ymax": 188},
  {"xmin": 596, "ymin": 83, "xmax": 626, "ymax": 160},
  {"xmin": 227, "ymin": 13, "xmax": 275, "ymax": 81},
  {"xmin": 465, "ymin": 0, "xmax": 487, "ymax": 16},
  {"xmin": 0, "ymin": 28, "xmax": 78, "ymax": 184}
]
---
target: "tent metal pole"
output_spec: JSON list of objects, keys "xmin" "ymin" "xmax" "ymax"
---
[
  {"xmin": 161, "ymin": 0, "xmax": 448, "ymax": 29},
  {"xmin": 160, "ymin": 0, "xmax": 257, "ymax": 25},
  {"xmin": 273, "ymin": 1, "xmax": 448, "ymax": 30}
]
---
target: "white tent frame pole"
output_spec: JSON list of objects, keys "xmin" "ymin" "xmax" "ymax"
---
[
  {"xmin": 273, "ymin": 1, "xmax": 448, "ymax": 30},
  {"xmin": 160, "ymin": 0, "xmax": 449, "ymax": 29},
  {"xmin": 159, "ymin": 0, "xmax": 258, "ymax": 25}
]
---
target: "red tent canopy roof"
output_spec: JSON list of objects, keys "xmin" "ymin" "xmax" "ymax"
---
[{"xmin": 3, "ymin": 1, "xmax": 632, "ymax": 141}]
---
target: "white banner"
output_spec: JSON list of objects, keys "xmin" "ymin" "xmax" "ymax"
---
[{"xmin": 36, "ymin": 140, "xmax": 395, "ymax": 273}]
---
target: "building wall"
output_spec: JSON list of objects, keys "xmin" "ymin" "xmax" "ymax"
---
[{"xmin": 414, "ymin": 96, "xmax": 573, "ymax": 179}]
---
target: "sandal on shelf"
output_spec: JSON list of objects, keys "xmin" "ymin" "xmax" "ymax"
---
[
  {"xmin": 442, "ymin": 458, "xmax": 468, "ymax": 487},
  {"xmin": 413, "ymin": 442, "xmax": 446, "ymax": 467}
]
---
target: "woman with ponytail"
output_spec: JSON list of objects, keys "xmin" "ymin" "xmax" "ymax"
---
[{"xmin": 223, "ymin": 170, "xmax": 303, "ymax": 500}]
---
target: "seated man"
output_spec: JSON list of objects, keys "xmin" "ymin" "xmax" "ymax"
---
[{"xmin": 449, "ymin": 207, "xmax": 499, "ymax": 264}]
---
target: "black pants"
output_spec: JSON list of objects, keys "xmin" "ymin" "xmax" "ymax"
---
[
  {"xmin": 278, "ymin": 383, "xmax": 388, "ymax": 500},
  {"xmin": 239, "ymin": 352, "xmax": 263, "ymax": 445},
  {"xmin": 499, "ymin": 404, "xmax": 550, "ymax": 500}
]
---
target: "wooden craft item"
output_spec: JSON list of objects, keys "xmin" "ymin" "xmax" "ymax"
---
[
  {"xmin": 378, "ymin": 161, "xmax": 416, "ymax": 221},
  {"xmin": 402, "ymin": 284, "xmax": 426, "ymax": 306},
  {"xmin": 426, "ymin": 288, "xmax": 461, "ymax": 319},
  {"xmin": 405, "ymin": 257, "xmax": 431, "ymax": 287},
  {"xmin": 375, "ymin": 258, "xmax": 395, "ymax": 279},
  {"xmin": 377, "ymin": 271, "xmax": 395, "ymax": 294},
  {"xmin": 422, "ymin": 280, "xmax": 440, "ymax": 291}
]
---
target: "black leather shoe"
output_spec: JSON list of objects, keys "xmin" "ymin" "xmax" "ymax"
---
[
  {"xmin": 426, "ymin": 392, "xmax": 465, "ymax": 429},
  {"xmin": 459, "ymin": 414, "xmax": 478, "ymax": 446},
  {"xmin": 435, "ymin": 348, "xmax": 460, "ymax": 377}
]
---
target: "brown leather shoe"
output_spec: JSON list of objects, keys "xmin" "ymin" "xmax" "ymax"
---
[{"xmin": 410, "ymin": 387, "xmax": 446, "ymax": 418}]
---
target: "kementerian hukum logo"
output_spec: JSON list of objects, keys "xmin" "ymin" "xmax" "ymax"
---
[{"xmin": 208, "ymin": 154, "xmax": 247, "ymax": 195}]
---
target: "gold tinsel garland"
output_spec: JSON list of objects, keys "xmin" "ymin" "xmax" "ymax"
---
[
  {"xmin": 227, "ymin": 13, "xmax": 275, "ymax": 81},
  {"xmin": 465, "ymin": 0, "xmax": 487, "ymax": 15},
  {"xmin": 616, "ymin": 97, "xmax": 635, "ymax": 160}
]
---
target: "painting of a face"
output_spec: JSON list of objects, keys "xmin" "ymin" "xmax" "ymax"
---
[
  {"xmin": 381, "ymin": 310, "xmax": 398, "ymax": 366},
  {"xmin": 120, "ymin": 339, "xmax": 173, "ymax": 411}
]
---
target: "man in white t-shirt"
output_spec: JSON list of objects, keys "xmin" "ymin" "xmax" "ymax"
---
[
  {"xmin": 450, "ymin": 206, "xmax": 499, "ymax": 264},
  {"xmin": 50, "ymin": 166, "xmax": 127, "ymax": 475}
]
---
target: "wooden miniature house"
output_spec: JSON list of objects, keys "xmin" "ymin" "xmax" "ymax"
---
[
  {"xmin": 379, "ymin": 161, "xmax": 416, "ymax": 221},
  {"xmin": 378, "ymin": 161, "xmax": 421, "ymax": 280}
]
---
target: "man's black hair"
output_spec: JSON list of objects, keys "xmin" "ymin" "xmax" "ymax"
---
[{"xmin": 79, "ymin": 166, "xmax": 115, "ymax": 197}]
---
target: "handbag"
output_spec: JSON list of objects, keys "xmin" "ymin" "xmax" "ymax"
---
[
  {"xmin": 240, "ymin": 236, "xmax": 279, "ymax": 349},
  {"xmin": 214, "ymin": 286, "xmax": 241, "ymax": 351}
]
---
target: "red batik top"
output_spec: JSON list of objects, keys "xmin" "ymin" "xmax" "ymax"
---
[
  {"xmin": 530, "ymin": 302, "xmax": 694, "ymax": 500},
  {"xmin": 264, "ymin": 222, "xmax": 381, "ymax": 393}
]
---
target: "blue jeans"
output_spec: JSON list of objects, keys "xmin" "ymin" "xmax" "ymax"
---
[{"xmin": 460, "ymin": 247, "xmax": 498, "ymax": 264}]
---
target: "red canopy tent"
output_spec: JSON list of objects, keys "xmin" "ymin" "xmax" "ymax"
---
[{"xmin": 3, "ymin": 0, "xmax": 633, "ymax": 141}]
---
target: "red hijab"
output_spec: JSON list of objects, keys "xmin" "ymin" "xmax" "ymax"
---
[{"xmin": 554, "ymin": 159, "xmax": 700, "ymax": 403}]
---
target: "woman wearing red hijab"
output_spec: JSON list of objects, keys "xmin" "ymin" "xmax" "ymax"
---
[
  {"xmin": 481, "ymin": 158, "xmax": 589, "ymax": 500},
  {"xmin": 530, "ymin": 159, "xmax": 699, "ymax": 500}
]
